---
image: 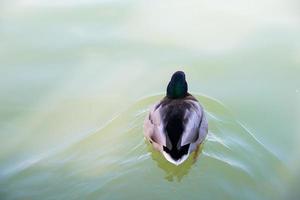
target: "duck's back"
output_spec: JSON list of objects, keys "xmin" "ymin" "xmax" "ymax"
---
[
  {"xmin": 162, "ymin": 100, "xmax": 187, "ymax": 149},
  {"xmin": 159, "ymin": 95, "xmax": 206, "ymax": 153}
]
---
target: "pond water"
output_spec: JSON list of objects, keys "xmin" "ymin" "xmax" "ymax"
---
[{"xmin": 0, "ymin": 0, "xmax": 300, "ymax": 200}]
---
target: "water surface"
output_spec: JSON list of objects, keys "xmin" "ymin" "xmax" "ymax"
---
[{"xmin": 0, "ymin": 0, "xmax": 300, "ymax": 199}]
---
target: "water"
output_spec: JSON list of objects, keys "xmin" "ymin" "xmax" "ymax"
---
[{"xmin": 1, "ymin": 0, "xmax": 300, "ymax": 200}]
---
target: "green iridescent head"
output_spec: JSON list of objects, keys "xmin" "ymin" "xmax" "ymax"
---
[{"xmin": 167, "ymin": 71, "xmax": 188, "ymax": 99}]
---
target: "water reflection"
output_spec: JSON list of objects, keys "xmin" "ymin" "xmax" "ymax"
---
[{"xmin": 147, "ymin": 142, "xmax": 204, "ymax": 182}]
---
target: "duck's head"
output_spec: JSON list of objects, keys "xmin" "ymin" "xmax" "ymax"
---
[{"xmin": 167, "ymin": 71, "xmax": 188, "ymax": 99}]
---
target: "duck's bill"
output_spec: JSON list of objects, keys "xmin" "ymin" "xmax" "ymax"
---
[{"xmin": 162, "ymin": 151, "xmax": 189, "ymax": 166}]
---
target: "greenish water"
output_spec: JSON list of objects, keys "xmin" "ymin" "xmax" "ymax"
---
[{"xmin": 1, "ymin": 0, "xmax": 300, "ymax": 200}]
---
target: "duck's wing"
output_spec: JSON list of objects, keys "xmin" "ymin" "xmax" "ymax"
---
[
  {"xmin": 144, "ymin": 102, "xmax": 167, "ymax": 150},
  {"xmin": 181, "ymin": 100, "xmax": 208, "ymax": 146}
]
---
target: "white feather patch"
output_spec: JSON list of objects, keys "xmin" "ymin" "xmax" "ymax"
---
[{"xmin": 162, "ymin": 151, "xmax": 190, "ymax": 166}]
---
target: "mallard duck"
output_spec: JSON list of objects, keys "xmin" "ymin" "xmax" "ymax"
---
[{"xmin": 144, "ymin": 71, "xmax": 208, "ymax": 165}]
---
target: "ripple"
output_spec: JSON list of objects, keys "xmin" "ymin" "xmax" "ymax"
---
[
  {"xmin": 1, "ymin": 93, "xmax": 288, "ymax": 200},
  {"xmin": 202, "ymin": 151, "xmax": 253, "ymax": 177}
]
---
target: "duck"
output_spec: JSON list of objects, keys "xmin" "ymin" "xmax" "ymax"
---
[{"xmin": 144, "ymin": 71, "xmax": 208, "ymax": 165}]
